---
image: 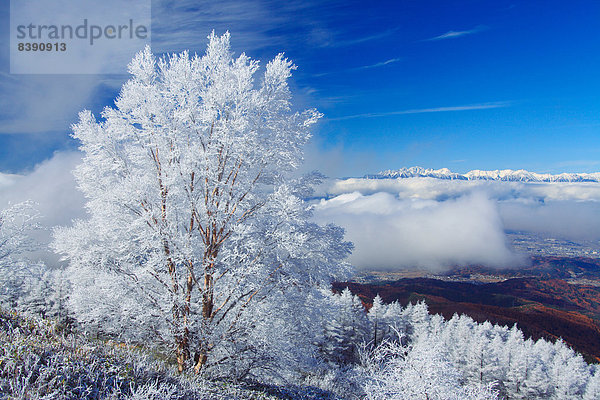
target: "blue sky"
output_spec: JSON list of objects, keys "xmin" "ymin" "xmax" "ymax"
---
[{"xmin": 1, "ymin": 0, "xmax": 599, "ymax": 176}]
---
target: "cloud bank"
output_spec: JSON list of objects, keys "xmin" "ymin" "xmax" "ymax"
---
[
  {"xmin": 320, "ymin": 177, "xmax": 600, "ymax": 202},
  {"xmin": 313, "ymin": 191, "xmax": 525, "ymax": 271},
  {"xmin": 313, "ymin": 177, "xmax": 600, "ymax": 270},
  {"xmin": 499, "ymin": 200, "xmax": 600, "ymax": 241}
]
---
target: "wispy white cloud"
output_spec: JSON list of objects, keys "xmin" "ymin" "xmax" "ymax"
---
[
  {"xmin": 152, "ymin": 0, "xmax": 282, "ymax": 53},
  {"xmin": 326, "ymin": 101, "xmax": 510, "ymax": 121},
  {"xmin": 358, "ymin": 58, "xmax": 401, "ymax": 69},
  {"xmin": 425, "ymin": 25, "xmax": 487, "ymax": 41},
  {"xmin": 324, "ymin": 28, "xmax": 397, "ymax": 48},
  {"xmin": 151, "ymin": 0, "xmax": 397, "ymax": 55},
  {"xmin": 314, "ymin": 57, "xmax": 401, "ymax": 77},
  {"xmin": 152, "ymin": 0, "xmax": 352, "ymax": 54}
]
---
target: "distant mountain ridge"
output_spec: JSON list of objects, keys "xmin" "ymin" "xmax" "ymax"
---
[{"xmin": 367, "ymin": 166, "xmax": 600, "ymax": 183}]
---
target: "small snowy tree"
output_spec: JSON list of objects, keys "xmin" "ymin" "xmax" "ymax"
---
[
  {"xmin": 369, "ymin": 294, "xmax": 385, "ymax": 348},
  {"xmin": 321, "ymin": 288, "xmax": 369, "ymax": 365},
  {"xmin": 0, "ymin": 201, "xmax": 41, "ymax": 309},
  {"xmin": 53, "ymin": 32, "xmax": 351, "ymax": 376}
]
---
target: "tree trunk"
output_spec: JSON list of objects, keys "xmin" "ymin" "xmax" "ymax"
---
[
  {"xmin": 177, "ymin": 344, "xmax": 187, "ymax": 373},
  {"xmin": 202, "ymin": 272, "xmax": 214, "ymax": 318},
  {"xmin": 194, "ymin": 351, "xmax": 208, "ymax": 374},
  {"xmin": 175, "ymin": 270, "xmax": 195, "ymax": 373},
  {"xmin": 193, "ymin": 270, "xmax": 214, "ymax": 374}
]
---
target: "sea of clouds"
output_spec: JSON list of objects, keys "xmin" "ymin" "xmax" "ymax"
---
[
  {"xmin": 312, "ymin": 177, "xmax": 600, "ymax": 270},
  {"xmin": 2, "ymin": 152, "xmax": 600, "ymax": 271}
]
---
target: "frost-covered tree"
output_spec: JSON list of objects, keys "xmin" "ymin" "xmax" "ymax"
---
[
  {"xmin": 321, "ymin": 288, "xmax": 369, "ymax": 365},
  {"xmin": 548, "ymin": 340, "xmax": 589, "ymax": 398},
  {"xmin": 17, "ymin": 266, "xmax": 70, "ymax": 322},
  {"xmin": 53, "ymin": 32, "xmax": 351, "ymax": 376},
  {"xmin": 584, "ymin": 367, "xmax": 600, "ymax": 400},
  {"xmin": 0, "ymin": 201, "xmax": 37, "ymax": 257},
  {"xmin": 465, "ymin": 322, "xmax": 501, "ymax": 386},
  {"xmin": 362, "ymin": 338, "xmax": 499, "ymax": 400},
  {"xmin": 504, "ymin": 325, "xmax": 527, "ymax": 397},
  {"xmin": 0, "ymin": 202, "xmax": 70, "ymax": 323},
  {"xmin": 0, "ymin": 201, "xmax": 41, "ymax": 309},
  {"xmin": 368, "ymin": 294, "xmax": 385, "ymax": 347}
]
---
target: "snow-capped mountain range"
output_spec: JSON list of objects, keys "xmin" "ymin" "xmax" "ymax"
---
[{"xmin": 367, "ymin": 166, "xmax": 600, "ymax": 183}]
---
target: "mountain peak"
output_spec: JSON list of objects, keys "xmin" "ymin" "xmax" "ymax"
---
[{"xmin": 368, "ymin": 167, "xmax": 600, "ymax": 183}]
